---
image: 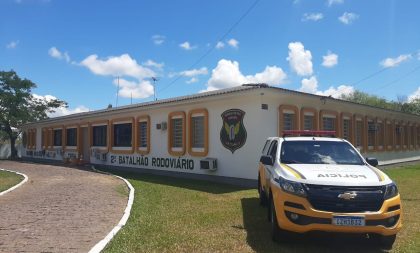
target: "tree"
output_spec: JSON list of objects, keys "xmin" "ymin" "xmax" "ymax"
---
[{"xmin": 0, "ymin": 70, "xmax": 67, "ymax": 159}]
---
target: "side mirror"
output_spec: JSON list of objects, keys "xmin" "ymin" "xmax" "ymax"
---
[
  {"xmin": 366, "ymin": 157, "xmax": 378, "ymax": 167},
  {"xmin": 260, "ymin": 155, "xmax": 274, "ymax": 166}
]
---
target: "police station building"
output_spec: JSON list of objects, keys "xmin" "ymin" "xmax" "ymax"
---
[{"xmin": 22, "ymin": 84, "xmax": 420, "ymax": 184}]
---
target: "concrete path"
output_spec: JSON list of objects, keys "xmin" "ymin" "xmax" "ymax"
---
[{"xmin": 0, "ymin": 161, "xmax": 127, "ymax": 253}]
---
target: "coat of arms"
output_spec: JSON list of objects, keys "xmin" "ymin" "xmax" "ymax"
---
[{"xmin": 220, "ymin": 109, "xmax": 247, "ymax": 153}]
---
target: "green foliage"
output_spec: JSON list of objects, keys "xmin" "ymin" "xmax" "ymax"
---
[
  {"xmin": 340, "ymin": 90, "xmax": 420, "ymax": 115},
  {"xmin": 0, "ymin": 70, "xmax": 67, "ymax": 158}
]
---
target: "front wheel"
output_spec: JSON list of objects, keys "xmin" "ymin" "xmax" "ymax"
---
[
  {"xmin": 258, "ymin": 174, "xmax": 267, "ymax": 207},
  {"xmin": 270, "ymin": 197, "xmax": 288, "ymax": 242}
]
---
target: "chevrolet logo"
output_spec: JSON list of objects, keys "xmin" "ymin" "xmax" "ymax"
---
[{"xmin": 338, "ymin": 191, "xmax": 358, "ymax": 200}]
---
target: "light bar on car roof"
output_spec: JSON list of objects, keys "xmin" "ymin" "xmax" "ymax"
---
[{"xmin": 282, "ymin": 130, "xmax": 336, "ymax": 137}]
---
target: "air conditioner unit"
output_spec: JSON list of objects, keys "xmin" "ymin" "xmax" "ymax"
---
[{"xmin": 200, "ymin": 158, "xmax": 217, "ymax": 171}]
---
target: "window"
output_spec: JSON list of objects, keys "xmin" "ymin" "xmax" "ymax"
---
[
  {"xmin": 66, "ymin": 128, "xmax": 77, "ymax": 146},
  {"xmin": 377, "ymin": 120, "xmax": 384, "ymax": 149},
  {"xmin": 355, "ymin": 119, "xmax": 363, "ymax": 148},
  {"xmin": 268, "ymin": 141, "xmax": 278, "ymax": 161},
  {"xmin": 385, "ymin": 121, "xmax": 394, "ymax": 150},
  {"xmin": 404, "ymin": 124, "xmax": 409, "ymax": 149},
  {"xmin": 136, "ymin": 115, "xmax": 150, "ymax": 154},
  {"xmin": 279, "ymin": 105, "xmax": 298, "ymax": 135},
  {"xmin": 168, "ymin": 111, "xmax": 186, "ymax": 156},
  {"xmin": 300, "ymin": 108, "xmax": 317, "ymax": 131},
  {"xmin": 188, "ymin": 109, "xmax": 208, "ymax": 156},
  {"xmin": 113, "ymin": 123, "xmax": 132, "ymax": 147},
  {"xmin": 53, "ymin": 129, "xmax": 62, "ymax": 146},
  {"xmin": 395, "ymin": 123, "xmax": 401, "ymax": 148},
  {"xmin": 342, "ymin": 119, "xmax": 351, "ymax": 141},
  {"xmin": 320, "ymin": 110, "xmax": 338, "ymax": 136},
  {"xmin": 93, "ymin": 125, "xmax": 107, "ymax": 147},
  {"xmin": 367, "ymin": 119, "xmax": 376, "ymax": 150}
]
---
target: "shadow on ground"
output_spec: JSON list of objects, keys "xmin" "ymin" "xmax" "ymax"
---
[{"xmin": 241, "ymin": 197, "xmax": 388, "ymax": 253}]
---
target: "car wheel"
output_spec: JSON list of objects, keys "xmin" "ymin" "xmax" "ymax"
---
[
  {"xmin": 270, "ymin": 197, "xmax": 288, "ymax": 242},
  {"xmin": 380, "ymin": 234, "xmax": 396, "ymax": 250},
  {"xmin": 258, "ymin": 174, "xmax": 267, "ymax": 207}
]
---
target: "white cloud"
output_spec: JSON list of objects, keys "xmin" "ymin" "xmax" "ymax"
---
[
  {"xmin": 287, "ymin": 41, "xmax": 313, "ymax": 76},
  {"xmin": 80, "ymin": 54, "xmax": 155, "ymax": 80},
  {"xmin": 322, "ymin": 51, "xmax": 338, "ymax": 67},
  {"xmin": 48, "ymin": 47, "xmax": 71, "ymax": 63},
  {"xmin": 143, "ymin": 59, "xmax": 164, "ymax": 70},
  {"xmin": 113, "ymin": 78, "xmax": 154, "ymax": 99},
  {"xmin": 338, "ymin": 12, "xmax": 359, "ymax": 25},
  {"xmin": 299, "ymin": 76, "xmax": 318, "ymax": 94},
  {"xmin": 179, "ymin": 67, "xmax": 208, "ymax": 77},
  {"xmin": 6, "ymin": 40, "xmax": 19, "ymax": 49},
  {"xmin": 380, "ymin": 54, "xmax": 412, "ymax": 68},
  {"xmin": 179, "ymin": 41, "xmax": 196, "ymax": 50},
  {"xmin": 151, "ymin": 35, "xmax": 165, "ymax": 45},
  {"xmin": 203, "ymin": 59, "xmax": 287, "ymax": 92},
  {"xmin": 32, "ymin": 93, "xmax": 89, "ymax": 117},
  {"xmin": 227, "ymin": 38, "xmax": 239, "ymax": 49},
  {"xmin": 317, "ymin": 85, "xmax": 355, "ymax": 98},
  {"xmin": 327, "ymin": 0, "xmax": 344, "ymax": 6},
  {"xmin": 216, "ymin": 41, "xmax": 225, "ymax": 49},
  {"xmin": 408, "ymin": 86, "xmax": 420, "ymax": 102},
  {"xmin": 302, "ymin": 13, "xmax": 324, "ymax": 22},
  {"xmin": 186, "ymin": 77, "xmax": 199, "ymax": 84}
]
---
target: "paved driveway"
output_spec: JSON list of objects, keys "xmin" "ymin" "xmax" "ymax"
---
[{"xmin": 0, "ymin": 161, "xmax": 127, "ymax": 253}]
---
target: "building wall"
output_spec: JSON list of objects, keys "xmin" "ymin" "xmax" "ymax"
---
[{"xmin": 21, "ymin": 88, "xmax": 420, "ymax": 180}]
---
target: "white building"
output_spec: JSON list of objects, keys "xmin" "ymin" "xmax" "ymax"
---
[{"xmin": 22, "ymin": 84, "xmax": 420, "ymax": 185}]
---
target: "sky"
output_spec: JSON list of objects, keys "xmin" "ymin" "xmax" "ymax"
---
[{"xmin": 1, "ymin": 0, "xmax": 420, "ymax": 117}]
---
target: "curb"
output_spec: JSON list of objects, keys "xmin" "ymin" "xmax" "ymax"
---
[
  {"xmin": 0, "ymin": 168, "xmax": 29, "ymax": 196},
  {"xmin": 89, "ymin": 167, "xmax": 135, "ymax": 253}
]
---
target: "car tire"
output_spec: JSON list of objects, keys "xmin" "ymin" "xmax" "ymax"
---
[
  {"xmin": 270, "ymin": 197, "xmax": 288, "ymax": 243},
  {"xmin": 379, "ymin": 234, "xmax": 396, "ymax": 250},
  {"xmin": 258, "ymin": 174, "xmax": 267, "ymax": 207}
]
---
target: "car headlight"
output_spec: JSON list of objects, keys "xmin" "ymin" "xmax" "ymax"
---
[
  {"xmin": 384, "ymin": 183, "xmax": 398, "ymax": 199},
  {"xmin": 278, "ymin": 177, "xmax": 306, "ymax": 197}
]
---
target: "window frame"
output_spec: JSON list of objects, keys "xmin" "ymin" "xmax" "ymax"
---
[
  {"xmin": 365, "ymin": 116, "xmax": 376, "ymax": 152},
  {"xmin": 168, "ymin": 111, "xmax": 186, "ymax": 156},
  {"xmin": 90, "ymin": 120, "xmax": 109, "ymax": 151},
  {"xmin": 135, "ymin": 115, "xmax": 150, "ymax": 155},
  {"xmin": 188, "ymin": 108, "xmax": 209, "ymax": 157},
  {"xmin": 319, "ymin": 110, "xmax": 339, "ymax": 136},
  {"xmin": 394, "ymin": 121, "xmax": 402, "ymax": 150},
  {"xmin": 279, "ymin": 105, "xmax": 299, "ymax": 135},
  {"xmin": 64, "ymin": 125, "xmax": 79, "ymax": 152},
  {"xmin": 52, "ymin": 127, "xmax": 64, "ymax": 148},
  {"xmin": 300, "ymin": 107, "xmax": 318, "ymax": 131},
  {"xmin": 111, "ymin": 117, "xmax": 135, "ymax": 154},
  {"xmin": 340, "ymin": 112, "xmax": 353, "ymax": 143},
  {"xmin": 402, "ymin": 122, "xmax": 409, "ymax": 150},
  {"xmin": 353, "ymin": 114, "xmax": 365, "ymax": 152},
  {"xmin": 376, "ymin": 118, "xmax": 385, "ymax": 152}
]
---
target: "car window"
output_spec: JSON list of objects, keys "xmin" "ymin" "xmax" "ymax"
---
[
  {"xmin": 280, "ymin": 141, "xmax": 364, "ymax": 165},
  {"xmin": 262, "ymin": 140, "xmax": 270, "ymax": 155},
  {"xmin": 268, "ymin": 141, "xmax": 278, "ymax": 161}
]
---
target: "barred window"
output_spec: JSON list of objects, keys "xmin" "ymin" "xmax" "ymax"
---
[
  {"xmin": 171, "ymin": 118, "xmax": 183, "ymax": 148},
  {"xmin": 377, "ymin": 122, "xmax": 384, "ymax": 147},
  {"xmin": 303, "ymin": 115, "xmax": 314, "ymax": 130},
  {"xmin": 66, "ymin": 128, "xmax": 77, "ymax": 146},
  {"xmin": 53, "ymin": 129, "xmax": 62, "ymax": 146},
  {"xmin": 322, "ymin": 117, "xmax": 335, "ymax": 131},
  {"xmin": 191, "ymin": 116, "xmax": 204, "ymax": 148},
  {"xmin": 283, "ymin": 113, "xmax": 295, "ymax": 130},
  {"xmin": 342, "ymin": 119, "xmax": 351, "ymax": 141},
  {"xmin": 355, "ymin": 120, "xmax": 363, "ymax": 147},
  {"xmin": 93, "ymin": 125, "xmax": 107, "ymax": 147},
  {"xmin": 367, "ymin": 121, "xmax": 376, "ymax": 147},
  {"xmin": 395, "ymin": 124, "xmax": 401, "ymax": 146},
  {"xmin": 138, "ymin": 121, "xmax": 148, "ymax": 148},
  {"xmin": 113, "ymin": 123, "xmax": 132, "ymax": 147}
]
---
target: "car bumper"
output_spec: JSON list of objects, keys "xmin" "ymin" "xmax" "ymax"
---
[{"xmin": 271, "ymin": 185, "xmax": 402, "ymax": 236}]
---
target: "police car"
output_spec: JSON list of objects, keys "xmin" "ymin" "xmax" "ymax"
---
[{"xmin": 258, "ymin": 130, "xmax": 401, "ymax": 249}]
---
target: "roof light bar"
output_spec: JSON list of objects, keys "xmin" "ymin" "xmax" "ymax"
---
[{"xmin": 282, "ymin": 130, "xmax": 336, "ymax": 137}]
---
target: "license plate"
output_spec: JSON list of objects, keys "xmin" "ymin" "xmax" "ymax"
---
[{"xmin": 332, "ymin": 216, "xmax": 365, "ymax": 226}]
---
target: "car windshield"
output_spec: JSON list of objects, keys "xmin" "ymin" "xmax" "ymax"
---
[{"xmin": 280, "ymin": 141, "xmax": 364, "ymax": 165}]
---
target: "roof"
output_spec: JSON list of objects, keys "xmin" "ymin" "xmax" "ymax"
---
[{"xmin": 25, "ymin": 83, "xmax": 420, "ymax": 126}]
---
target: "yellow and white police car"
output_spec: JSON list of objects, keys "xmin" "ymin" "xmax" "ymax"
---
[{"xmin": 258, "ymin": 130, "xmax": 401, "ymax": 249}]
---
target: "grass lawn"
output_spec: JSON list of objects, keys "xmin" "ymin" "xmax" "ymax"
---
[
  {"xmin": 103, "ymin": 165, "xmax": 420, "ymax": 253},
  {"xmin": 0, "ymin": 169, "xmax": 24, "ymax": 193}
]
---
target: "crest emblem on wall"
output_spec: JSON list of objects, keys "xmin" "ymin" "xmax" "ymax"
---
[{"xmin": 220, "ymin": 109, "xmax": 247, "ymax": 153}]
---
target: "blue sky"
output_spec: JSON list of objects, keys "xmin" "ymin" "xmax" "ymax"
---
[{"xmin": 1, "ymin": 0, "xmax": 420, "ymax": 116}]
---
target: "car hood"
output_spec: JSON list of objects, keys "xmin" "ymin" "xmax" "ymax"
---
[{"xmin": 280, "ymin": 163, "xmax": 390, "ymax": 186}]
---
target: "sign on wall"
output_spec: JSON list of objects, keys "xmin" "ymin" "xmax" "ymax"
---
[{"xmin": 220, "ymin": 109, "xmax": 247, "ymax": 153}]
